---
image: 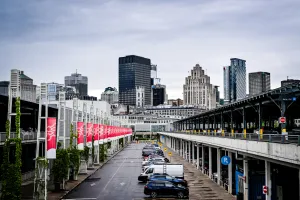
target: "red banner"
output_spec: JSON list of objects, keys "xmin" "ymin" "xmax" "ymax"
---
[
  {"xmin": 93, "ymin": 124, "xmax": 99, "ymax": 145},
  {"xmin": 99, "ymin": 124, "xmax": 103, "ymax": 140},
  {"xmin": 47, "ymin": 117, "xmax": 57, "ymax": 159},
  {"xmin": 87, "ymin": 123, "xmax": 93, "ymax": 145},
  {"xmin": 77, "ymin": 122, "xmax": 84, "ymax": 150}
]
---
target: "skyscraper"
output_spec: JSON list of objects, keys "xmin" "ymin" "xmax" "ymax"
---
[
  {"xmin": 183, "ymin": 64, "xmax": 216, "ymax": 110},
  {"xmin": 64, "ymin": 72, "xmax": 88, "ymax": 96},
  {"xmin": 223, "ymin": 58, "xmax": 246, "ymax": 103},
  {"xmin": 249, "ymin": 72, "xmax": 271, "ymax": 96},
  {"xmin": 118, "ymin": 55, "xmax": 151, "ymax": 106}
]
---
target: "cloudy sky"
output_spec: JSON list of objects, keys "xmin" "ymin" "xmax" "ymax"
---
[{"xmin": 0, "ymin": 0, "xmax": 300, "ymax": 99}]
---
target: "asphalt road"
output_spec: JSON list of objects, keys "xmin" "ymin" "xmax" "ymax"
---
[{"xmin": 63, "ymin": 143, "xmax": 157, "ymax": 200}]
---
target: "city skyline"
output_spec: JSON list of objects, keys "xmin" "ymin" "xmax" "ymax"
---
[{"xmin": 1, "ymin": 0, "xmax": 300, "ymax": 99}]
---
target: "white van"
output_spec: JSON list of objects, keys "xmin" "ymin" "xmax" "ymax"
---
[{"xmin": 138, "ymin": 164, "xmax": 184, "ymax": 182}]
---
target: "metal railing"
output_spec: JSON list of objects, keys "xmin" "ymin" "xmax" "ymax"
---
[
  {"xmin": 165, "ymin": 131, "xmax": 300, "ymax": 145},
  {"xmin": 0, "ymin": 130, "xmax": 39, "ymax": 143}
]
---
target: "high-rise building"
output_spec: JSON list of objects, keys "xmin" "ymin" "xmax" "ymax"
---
[
  {"xmin": 183, "ymin": 64, "xmax": 216, "ymax": 110},
  {"xmin": 249, "ymin": 72, "xmax": 271, "ymax": 96},
  {"xmin": 152, "ymin": 84, "xmax": 166, "ymax": 106},
  {"xmin": 64, "ymin": 72, "xmax": 88, "ymax": 96},
  {"xmin": 118, "ymin": 55, "xmax": 151, "ymax": 106},
  {"xmin": 223, "ymin": 58, "xmax": 246, "ymax": 103},
  {"xmin": 101, "ymin": 87, "xmax": 119, "ymax": 104},
  {"xmin": 281, "ymin": 79, "xmax": 300, "ymax": 87},
  {"xmin": 9, "ymin": 70, "xmax": 37, "ymax": 103}
]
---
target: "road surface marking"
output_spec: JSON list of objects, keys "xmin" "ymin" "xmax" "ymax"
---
[
  {"xmin": 120, "ymin": 182, "xmax": 125, "ymax": 186},
  {"xmin": 90, "ymin": 183, "xmax": 96, "ymax": 186},
  {"xmin": 97, "ymin": 157, "xmax": 127, "ymax": 198},
  {"xmin": 62, "ymin": 198, "xmax": 97, "ymax": 200}
]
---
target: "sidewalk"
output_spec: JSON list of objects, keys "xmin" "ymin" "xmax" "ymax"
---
[
  {"xmin": 20, "ymin": 145, "xmax": 126, "ymax": 200},
  {"xmin": 166, "ymin": 147, "xmax": 235, "ymax": 200}
]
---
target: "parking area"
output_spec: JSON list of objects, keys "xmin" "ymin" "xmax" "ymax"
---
[
  {"xmin": 166, "ymin": 147, "xmax": 235, "ymax": 200},
  {"xmin": 63, "ymin": 143, "xmax": 234, "ymax": 200}
]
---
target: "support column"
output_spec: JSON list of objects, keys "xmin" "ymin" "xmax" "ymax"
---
[
  {"xmin": 281, "ymin": 100, "xmax": 287, "ymax": 135},
  {"xmin": 209, "ymin": 147, "xmax": 212, "ymax": 178},
  {"xmin": 180, "ymin": 139, "xmax": 183, "ymax": 157},
  {"xmin": 196, "ymin": 144, "xmax": 200, "ymax": 170},
  {"xmin": 221, "ymin": 112, "xmax": 224, "ymax": 135},
  {"xmin": 265, "ymin": 161, "xmax": 272, "ymax": 200},
  {"xmin": 243, "ymin": 107, "xmax": 247, "ymax": 135},
  {"xmin": 202, "ymin": 145, "xmax": 205, "ymax": 173},
  {"xmin": 258, "ymin": 103, "xmax": 263, "ymax": 138},
  {"xmin": 217, "ymin": 148, "xmax": 221, "ymax": 185},
  {"xmin": 230, "ymin": 110, "xmax": 234, "ymax": 136},
  {"xmin": 185, "ymin": 141, "xmax": 187, "ymax": 160},
  {"xmin": 228, "ymin": 152, "xmax": 233, "ymax": 194},
  {"xmin": 192, "ymin": 142, "xmax": 195, "ymax": 164},
  {"xmin": 213, "ymin": 114, "xmax": 216, "ymax": 133},
  {"xmin": 244, "ymin": 156, "xmax": 249, "ymax": 200},
  {"xmin": 188, "ymin": 141, "xmax": 191, "ymax": 163}
]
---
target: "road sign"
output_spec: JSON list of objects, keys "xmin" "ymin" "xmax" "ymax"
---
[
  {"xmin": 263, "ymin": 185, "xmax": 268, "ymax": 194},
  {"xmin": 159, "ymin": 143, "xmax": 162, "ymax": 147},
  {"xmin": 164, "ymin": 148, "xmax": 167, "ymax": 152},
  {"xmin": 221, "ymin": 156, "xmax": 231, "ymax": 165},
  {"xmin": 279, "ymin": 117, "xmax": 286, "ymax": 124},
  {"xmin": 168, "ymin": 152, "xmax": 172, "ymax": 156}
]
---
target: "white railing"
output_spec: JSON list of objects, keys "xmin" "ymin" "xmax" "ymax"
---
[{"xmin": 0, "ymin": 130, "xmax": 39, "ymax": 143}]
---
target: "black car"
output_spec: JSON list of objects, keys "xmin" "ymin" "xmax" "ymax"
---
[
  {"xmin": 149, "ymin": 174, "xmax": 188, "ymax": 187},
  {"xmin": 144, "ymin": 180, "xmax": 189, "ymax": 199},
  {"xmin": 142, "ymin": 149, "xmax": 156, "ymax": 157}
]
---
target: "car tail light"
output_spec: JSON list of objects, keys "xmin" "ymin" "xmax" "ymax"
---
[{"xmin": 144, "ymin": 185, "xmax": 148, "ymax": 188}]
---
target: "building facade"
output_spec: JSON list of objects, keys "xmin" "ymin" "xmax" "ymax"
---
[
  {"xmin": 144, "ymin": 105, "xmax": 204, "ymax": 119},
  {"xmin": 183, "ymin": 64, "xmax": 216, "ymax": 110},
  {"xmin": 152, "ymin": 84, "xmax": 166, "ymax": 106},
  {"xmin": 9, "ymin": 70, "xmax": 37, "ymax": 103},
  {"xmin": 167, "ymin": 98, "xmax": 184, "ymax": 106},
  {"xmin": 281, "ymin": 79, "xmax": 300, "ymax": 87},
  {"xmin": 223, "ymin": 58, "xmax": 246, "ymax": 103},
  {"xmin": 136, "ymin": 86, "xmax": 145, "ymax": 108},
  {"xmin": 64, "ymin": 72, "xmax": 88, "ymax": 96},
  {"xmin": 0, "ymin": 81, "xmax": 9, "ymax": 96},
  {"xmin": 249, "ymin": 72, "xmax": 271, "ymax": 96},
  {"xmin": 118, "ymin": 55, "xmax": 151, "ymax": 106},
  {"xmin": 101, "ymin": 87, "xmax": 119, "ymax": 104}
]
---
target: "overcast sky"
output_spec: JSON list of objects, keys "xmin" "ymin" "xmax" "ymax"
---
[{"xmin": 1, "ymin": 0, "xmax": 300, "ymax": 99}]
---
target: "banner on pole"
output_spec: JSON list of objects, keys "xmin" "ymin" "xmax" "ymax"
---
[
  {"xmin": 77, "ymin": 122, "xmax": 84, "ymax": 150},
  {"xmin": 93, "ymin": 124, "xmax": 99, "ymax": 146},
  {"xmin": 47, "ymin": 117, "xmax": 57, "ymax": 159},
  {"xmin": 87, "ymin": 123, "xmax": 93, "ymax": 147}
]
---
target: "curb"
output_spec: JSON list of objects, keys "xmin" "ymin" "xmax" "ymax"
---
[{"xmin": 59, "ymin": 145, "xmax": 127, "ymax": 200}]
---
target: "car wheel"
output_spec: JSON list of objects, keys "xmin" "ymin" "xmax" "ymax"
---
[
  {"xmin": 150, "ymin": 191, "xmax": 158, "ymax": 198},
  {"xmin": 177, "ymin": 192, "xmax": 184, "ymax": 199}
]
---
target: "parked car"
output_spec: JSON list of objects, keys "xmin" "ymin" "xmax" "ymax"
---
[
  {"xmin": 144, "ymin": 180, "xmax": 189, "ymax": 199},
  {"xmin": 138, "ymin": 164, "xmax": 184, "ymax": 182},
  {"xmin": 149, "ymin": 174, "xmax": 188, "ymax": 187},
  {"xmin": 142, "ymin": 157, "xmax": 165, "ymax": 166}
]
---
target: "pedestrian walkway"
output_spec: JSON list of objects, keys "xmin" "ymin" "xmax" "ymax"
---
[
  {"xmin": 166, "ymin": 147, "xmax": 235, "ymax": 200},
  {"xmin": 19, "ymin": 145, "xmax": 127, "ymax": 200}
]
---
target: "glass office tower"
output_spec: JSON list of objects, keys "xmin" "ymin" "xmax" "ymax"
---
[{"xmin": 119, "ymin": 55, "xmax": 151, "ymax": 106}]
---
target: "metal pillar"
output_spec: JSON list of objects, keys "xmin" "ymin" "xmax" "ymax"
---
[
  {"xmin": 209, "ymin": 147, "xmax": 212, "ymax": 178},
  {"xmin": 265, "ymin": 161, "xmax": 272, "ymax": 200},
  {"xmin": 228, "ymin": 152, "xmax": 233, "ymax": 194},
  {"xmin": 201, "ymin": 145, "xmax": 205, "ymax": 173},
  {"xmin": 243, "ymin": 107, "xmax": 247, "ymax": 134},
  {"xmin": 258, "ymin": 102, "xmax": 263, "ymax": 137},
  {"xmin": 188, "ymin": 141, "xmax": 191, "ymax": 163},
  {"xmin": 221, "ymin": 112, "xmax": 224, "ymax": 134},
  {"xmin": 217, "ymin": 148, "xmax": 221, "ymax": 185},
  {"xmin": 192, "ymin": 142, "xmax": 195, "ymax": 164},
  {"xmin": 281, "ymin": 100, "xmax": 287, "ymax": 135},
  {"xmin": 243, "ymin": 156, "xmax": 249, "ymax": 200},
  {"xmin": 213, "ymin": 114, "xmax": 216, "ymax": 132},
  {"xmin": 230, "ymin": 110, "xmax": 234, "ymax": 135},
  {"xmin": 196, "ymin": 144, "xmax": 200, "ymax": 170}
]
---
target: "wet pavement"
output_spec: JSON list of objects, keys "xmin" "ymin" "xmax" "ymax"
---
[
  {"xmin": 63, "ymin": 143, "xmax": 155, "ymax": 200},
  {"xmin": 63, "ymin": 143, "xmax": 234, "ymax": 200}
]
